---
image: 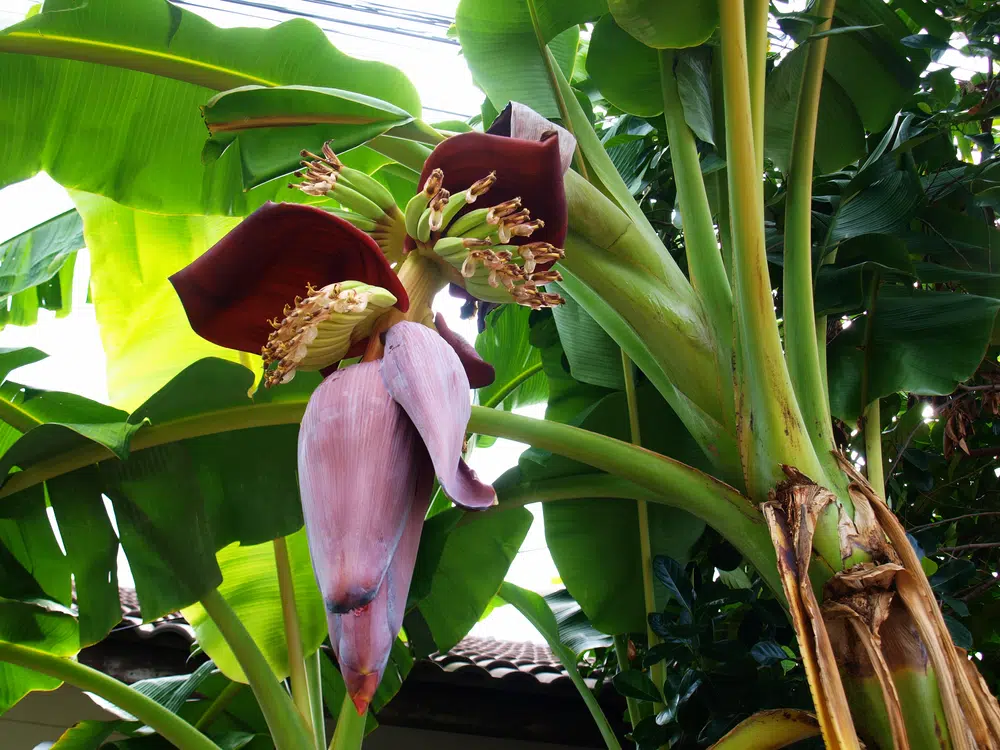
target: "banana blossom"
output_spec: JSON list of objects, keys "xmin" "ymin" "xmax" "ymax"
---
[{"xmin": 170, "ymin": 204, "xmax": 496, "ymax": 714}]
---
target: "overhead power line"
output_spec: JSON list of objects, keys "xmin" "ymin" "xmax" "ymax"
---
[
  {"xmin": 174, "ymin": 0, "xmax": 459, "ymax": 44},
  {"xmin": 174, "ymin": 0, "xmax": 475, "ymax": 117},
  {"xmin": 301, "ymin": 0, "xmax": 454, "ymax": 28}
]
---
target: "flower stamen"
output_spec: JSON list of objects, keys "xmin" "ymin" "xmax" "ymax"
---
[
  {"xmin": 261, "ymin": 281, "xmax": 397, "ymax": 387},
  {"xmin": 498, "ymin": 216, "xmax": 543, "ymax": 244},
  {"xmin": 466, "ymin": 172, "xmax": 497, "ymax": 202},
  {"xmin": 487, "ymin": 198, "xmax": 522, "ymax": 224},
  {"xmin": 292, "ymin": 144, "xmax": 408, "ymax": 263},
  {"xmin": 422, "ymin": 169, "xmax": 444, "ymax": 198},
  {"xmin": 428, "ymin": 189, "xmax": 450, "ymax": 232}
]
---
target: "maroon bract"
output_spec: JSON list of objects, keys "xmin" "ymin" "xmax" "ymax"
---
[
  {"xmin": 404, "ymin": 130, "xmax": 567, "ymax": 254},
  {"xmin": 298, "ymin": 321, "xmax": 495, "ymax": 713},
  {"xmin": 169, "ymin": 202, "xmax": 408, "ymax": 357},
  {"xmin": 433, "ymin": 313, "xmax": 495, "ymax": 388}
]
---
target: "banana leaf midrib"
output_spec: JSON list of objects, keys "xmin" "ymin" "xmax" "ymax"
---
[
  {"xmin": 0, "ymin": 30, "xmax": 274, "ymax": 90},
  {"xmin": 0, "ymin": 400, "xmax": 307, "ymax": 500}
]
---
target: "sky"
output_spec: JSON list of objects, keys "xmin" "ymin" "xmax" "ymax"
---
[{"xmin": 0, "ymin": 0, "xmax": 557, "ymax": 642}]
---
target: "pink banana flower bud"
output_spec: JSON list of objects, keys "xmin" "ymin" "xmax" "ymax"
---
[
  {"xmin": 171, "ymin": 209, "xmax": 499, "ymax": 713},
  {"xmin": 299, "ymin": 322, "xmax": 495, "ymax": 713}
]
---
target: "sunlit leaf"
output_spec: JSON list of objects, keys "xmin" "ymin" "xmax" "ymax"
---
[
  {"xmin": 608, "ymin": 0, "xmax": 718, "ymax": 49},
  {"xmin": 0, "ymin": 599, "xmax": 79, "ymax": 714},
  {"xmin": 827, "ymin": 287, "xmax": 1000, "ymax": 421},
  {"xmin": 202, "ymin": 85, "xmax": 415, "ymax": 189},
  {"xmin": 47, "ymin": 467, "xmax": 121, "ymax": 647},
  {"xmin": 521, "ymin": 380, "xmax": 707, "ymax": 633},
  {"xmin": 0, "ymin": 0, "xmax": 420, "ymax": 215},
  {"xmin": 0, "ymin": 209, "xmax": 82, "ymax": 298},
  {"xmin": 455, "ymin": 0, "xmax": 605, "ymax": 118},
  {"xmin": 763, "ymin": 45, "xmax": 865, "ymax": 174},
  {"xmin": 73, "ymin": 191, "xmax": 242, "ymax": 410},
  {"xmin": 475, "ymin": 305, "xmax": 547, "ymax": 411},
  {"xmin": 586, "ymin": 14, "xmax": 661, "ymax": 117}
]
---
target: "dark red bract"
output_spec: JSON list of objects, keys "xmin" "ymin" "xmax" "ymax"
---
[
  {"xmin": 170, "ymin": 202, "xmax": 408, "ymax": 354},
  {"xmin": 404, "ymin": 131, "xmax": 567, "ymax": 254},
  {"xmin": 433, "ymin": 313, "xmax": 495, "ymax": 388}
]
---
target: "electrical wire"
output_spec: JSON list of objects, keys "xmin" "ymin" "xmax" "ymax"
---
[
  {"xmin": 171, "ymin": 0, "xmax": 475, "ymax": 117},
  {"xmin": 300, "ymin": 0, "xmax": 454, "ymax": 28},
  {"xmin": 175, "ymin": 0, "xmax": 458, "ymax": 45}
]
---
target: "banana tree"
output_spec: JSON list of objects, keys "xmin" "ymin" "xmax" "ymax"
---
[{"xmin": 0, "ymin": 0, "xmax": 999, "ymax": 748}]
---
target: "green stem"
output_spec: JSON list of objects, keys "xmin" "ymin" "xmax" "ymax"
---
[
  {"xmin": 486, "ymin": 474, "xmax": 782, "ymax": 600},
  {"xmin": 466, "ymin": 406, "xmax": 780, "ymax": 596},
  {"xmin": 306, "ymin": 650, "xmax": 326, "ymax": 749},
  {"xmin": 816, "ymin": 314, "xmax": 830, "ymax": 403},
  {"xmin": 524, "ymin": 0, "xmax": 590, "ymax": 181},
  {"xmin": 782, "ymin": 0, "xmax": 838, "ymax": 470},
  {"xmin": 195, "ymin": 681, "xmax": 243, "ymax": 731},
  {"xmin": 273, "ymin": 536, "xmax": 314, "ymax": 746},
  {"xmin": 367, "ymin": 135, "xmax": 431, "ymax": 174},
  {"xmin": 658, "ymin": 49, "xmax": 733, "ymax": 314},
  {"xmin": 330, "ymin": 692, "xmax": 366, "ymax": 750},
  {"xmin": 557, "ymin": 264, "xmax": 742, "ymax": 485},
  {"xmin": 659, "ymin": 48, "xmax": 734, "ymax": 420},
  {"xmin": 395, "ymin": 118, "xmax": 447, "ymax": 146},
  {"xmin": 199, "ymin": 589, "xmax": 314, "ymax": 750},
  {"xmin": 0, "ymin": 640, "xmax": 220, "ymax": 750},
  {"xmin": 0, "ymin": 392, "xmax": 777, "ymax": 595},
  {"xmin": 501, "ymin": 583, "xmax": 622, "ymax": 750},
  {"xmin": 492, "ymin": 473, "xmax": 690, "ymax": 509},
  {"xmin": 858, "ymin": 271, "xmax": 881, "ymax": 423},
  {"xmin": 612, "ymin": 634, "xmax": 642, "ymax": 728},
  {"xmin": 561, "ymin": 227, "xmax": 723, "ymax": 427},
  {"xmin": 719, "ymin": 0, "xmax": 829, "ymax": 500},
  {"xmin": 484, "ymin": 473, "xmax": 785, "ymax": 607},
  {"xmin": 0, "ymin": 28, "xmax": 274, "ymax": 90},
  {"xmin": 620, "ymin": 351, "xmax": 664, "ymax": 711},
  {"xmin": 716, "ymin": 170, "xmax": 734, "ymax": 284},
  {"xmin": 863, "ymin": 399, "xmax": 885, "ymax": 499},
  {"xmin": 859, "ymin": 268, "xmax": 885, "ymax": 501},
  {"xmin": 550, "ymin": 56, "xmax": 670, "ymax": 251},
  {"xmin": 745, "ymin": 0, "xmax": 769, "ymax": 176},
  {"xmin": 482, "ymin": 362, "xmax": 543, "ymax": 409}
]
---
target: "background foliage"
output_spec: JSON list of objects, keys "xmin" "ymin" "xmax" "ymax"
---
[{"xmin": 0, "ymin": 0, "xmax": 999, "ymax": 746}]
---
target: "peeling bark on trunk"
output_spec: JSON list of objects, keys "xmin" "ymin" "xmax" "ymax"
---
[{"xmin": 760, "ymin": 456, "xmax": 1000, "ymax": 749}]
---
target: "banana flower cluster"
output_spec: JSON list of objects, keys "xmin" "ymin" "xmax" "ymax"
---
[{"xmin": 169, "ymin": 103, "xmax": 569, "ymax": 713}]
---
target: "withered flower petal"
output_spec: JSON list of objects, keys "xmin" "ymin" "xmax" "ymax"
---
[
  {"xmin": 170, "ymin": 202, "xmax": 408, "ymax": 355},
  {"xmin": 380, "ymin": 322, "xmax": 496, "ymax": 509},
  {"xmin": 487, "ymin": 101, "xmax": 576, "ymax": 174}
]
